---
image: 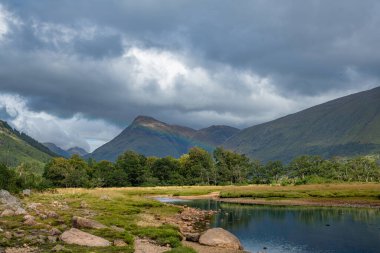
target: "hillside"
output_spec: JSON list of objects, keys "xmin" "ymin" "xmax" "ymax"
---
[
  {"xmin": 89, "ymin": 116, "xmax": 239, "ymax": 161},
  {"xmin": 43, "ymin": 143, "xmax": 70, "ymax": 158},
  {"xmin": 0, "ymin": 120, "xmax": 55, "ymax": 170},
  {"xmin": 223, "ymin": 87, "xmax": 380, "ymax": 162}
]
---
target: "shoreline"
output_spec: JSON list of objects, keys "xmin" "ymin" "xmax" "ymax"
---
[{"xmin": 172, "ymin": 194, "xmax": 380, "ymax": 209}]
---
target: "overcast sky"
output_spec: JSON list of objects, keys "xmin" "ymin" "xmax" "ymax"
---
[{"xmin": 0, "ymin": 0, "xmax": 379, "ymax": 151}]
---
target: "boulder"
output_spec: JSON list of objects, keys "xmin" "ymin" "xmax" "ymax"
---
[
  {"xmin": 199, "ymin": 228, "xmax": 243, "ymax": 250},
  {"xmin": 183, "ymin": 232, "xmax": 200, "ymax": 242},
  {"xmin": 113, "ymin": 239, "xmax": 128, "ymax": 247},
  {"xmin": 0, "ymin": 209, "xmax": 15, "ymax": 217},
  {"xmin": 14, "ymin": 207, "xmax": 27, "ymax": 215},
  {"xmin": 0, "ymin": 190, "xmax": 20, "ymax": 207},
  {"xmin": 22, "ymin": 189, "xmax": 31, "ymax": 197},
  {"xmin": 60, "ymin": 228, "xmax": 111, "ymax": 247},
  {"xmin": 72, "ymin": 216, "xmax": 107, "ymax": 229}
]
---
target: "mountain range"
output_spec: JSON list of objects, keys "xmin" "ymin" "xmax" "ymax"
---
[
  {"xmin": 43, "ymin": 143, "xmax": 89, "ymax": 158},
  {"xmin": 89, "ymin": 116, "xmax": 239, "ymax": 161},
  {"xmin": 90, "ymin": 87, "xmax": 380, "ymax": 162}
]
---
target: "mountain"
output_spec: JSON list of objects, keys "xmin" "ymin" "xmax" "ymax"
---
[
  {"xmin": 43, "ymin": 143, "xmax": 70, "ymax": 158},
  {"xmin": 0, "ymin": 120, "xmax": 55, "ymax": 170},
  {"xmin": 43, "ymin": 143, "xmax": 89, "ymax": 158},
  {"xmin": 67, "ymin": 147, "xmax": 89, "ymax": 157},
  {"xmin": 223, "ymin": 87, "xmax": 380, "ymax": 162},
  {"xmin": 89, "ymin": 116, "xmax": 239, "ymax": 161}
]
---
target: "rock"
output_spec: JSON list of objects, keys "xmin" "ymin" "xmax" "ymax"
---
[
  {"xmin": 4, "ymin": 231, "xmax": 12, "ymax": 239},
  {"xmin": 183, "ymin": 232, "xmax": 200, "ymax": 242},
  {"xmin": 22, "ymin": 189, "xmax": 31, "ymax": 197},
  {"xmin": 48, "ymin": 236, "xmax": 58, "ymax": 243},
  {"xmin": 23, "ymin": 215, "xmax": 34, "ymax": 221},
  {"xmin": 23, "ymin": 216, "xmax": 37, "ymax": 226},
  {"xmin": 80, "ymin": 201, "xmax": 88, "ymax": 208},
  {"xmin": 60, "ymin": 228, "xmax": 111, "ymax": 247},
  {"xmin": 46, "ymin": 211, "xmax": 59, "ymax": 219},
  {"xmin": 1, "ymin": 209, "xmax": 15, "ymax": 217},
  {"xmin": 113, "ymin": 239, "xmax": 127, "ymax": 247},
  {"xmin": 0, "ymin": 190, "xmax": 21, "ymax": 208},
  {"xmin": 49, "ymin": 228, "xmax": 62, "ymax": 236},
  {"xmin": 100, "ymin": 195, "xmax": 110, "ymax": 201},
  {"xmin": 14, "ymin": 208, "xmax": 27, "ymax": 216},
  {"xmin": 110, "ymin": 225, "xmax": 125, "ymax": 233},
  {"xmin": 72, "ymin": 216, "xmax": 107, "ymax": 229},
  {"xmin": 199, "ymin": 228, "xmax": 243, "ymax": 250},
  {"xmin": 27, "ymin": 203, "xmax": 42, "ymax": 211},
  {"xmin": 51, "ymin": 245, "xmax": 66, "ymax": 252}
]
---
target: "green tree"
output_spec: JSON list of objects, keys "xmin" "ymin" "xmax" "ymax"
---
[
  {"xmin": 116, "ymin": 151, "xmax": 148, "ymax": 186},
  {"xmin": 181, "ymin": 147, "xmax": 214, "ymax": 185},
  {"xmin": 0, "ymin": 164, "xmax": 18, "ymax": 192},
  {"xmin": 213, "ymin": 147, "xmax": 251, "ymax": 184},
  {"xmin": 151, "ymin": 157, "xmax": 183, "ymax": 185},
  {"xmin": 43, "ymin": 155, "xmax": 89, "ymax": 187},
  {"xmin": 92, "ymin": 160, "xmax": 128, "ymax": 187}
]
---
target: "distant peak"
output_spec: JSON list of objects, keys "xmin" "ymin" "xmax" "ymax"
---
[{"xmin": 132, "ymin": 115, "xmax": 162, "ymax": 125}]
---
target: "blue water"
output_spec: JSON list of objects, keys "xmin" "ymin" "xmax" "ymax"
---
[{"xmin": 156, "ymin": 198, "xmax": 380, "ymax": 253}]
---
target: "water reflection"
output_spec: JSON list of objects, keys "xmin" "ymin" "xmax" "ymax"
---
[{"xmin": 158, "ymin": 198, "xmax": 380, "ymax": 253}]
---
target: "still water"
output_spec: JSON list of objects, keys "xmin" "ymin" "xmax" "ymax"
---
[{"xmin": 156, "ymin": 198, "xmax": 380, "ymax": 253}]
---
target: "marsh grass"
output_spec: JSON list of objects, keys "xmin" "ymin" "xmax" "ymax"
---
[{"xmin": 219, "ymin": 183, "xmax": 380, "ymax": 199}]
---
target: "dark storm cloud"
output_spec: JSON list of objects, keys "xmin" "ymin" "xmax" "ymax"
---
[{"xmin": 0, "ymin": 0, "xmax": 379, "ymax": 149}]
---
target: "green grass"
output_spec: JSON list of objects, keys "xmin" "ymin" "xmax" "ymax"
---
[
  {"xmin": 219, "ymin": 183, "xmax": 380, "ymax": 200},
  {"xmin": 134, "ymin": 225, "xmax": 183, "ymax": 248}
]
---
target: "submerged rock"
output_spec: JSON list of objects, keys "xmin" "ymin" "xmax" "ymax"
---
[
  {"xmin": 60, "ymin": 228, "xmax": 111, "ymax": 247},
  {"xmin": 199, "ymin": 228, "xmax": 243, "ymax": 250}
]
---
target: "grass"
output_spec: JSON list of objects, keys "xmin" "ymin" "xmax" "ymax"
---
[
  {"xmin": 218, "ymin": 183, "xmax": 380, "ymax": 200},
  {"xmin": 134, "ymin": 224, "xmax": 183, "ymax": 248}
]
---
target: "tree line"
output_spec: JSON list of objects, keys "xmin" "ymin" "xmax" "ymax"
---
[
  {"xmin": 1, "ymin": 147, "xmax": 380, "ymax": 192},
  {"xmin": 43, "ymin": 147, "xmax": 380, "ymax": 188}
]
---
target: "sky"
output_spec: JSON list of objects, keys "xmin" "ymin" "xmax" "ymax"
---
[{"xmin": 0, "ymin": 0, "xmax": 379, "ymax": 152}]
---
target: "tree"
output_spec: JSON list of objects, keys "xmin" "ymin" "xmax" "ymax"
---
[
  {"xmin": 116, "ymin": 151, "xmax": 148, "ymax": 186},
  {"xmin": 151, "ymin": 157, "xmax": 183, "ymax": 185},
  {"xmin": 92, "ymin": 160, "xmax": 128, "ymax": 187},
  {"xmin": 43, "ymin": 155, "xmax": 89, "ymax": 187},
  {"xmin": 213, "ymin": 147, "xmax": 251, "ymax": 184},
  {"xmin": 0, "ymin": 164, "xmax": 17, "ymax": 192},
  {"xmin": 181, "ymin": 147, "xmax": 214, "ymax": 185}
]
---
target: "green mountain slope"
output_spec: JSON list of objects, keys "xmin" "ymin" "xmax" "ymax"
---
[
  {"xmin": 89, "ymin": 116, "xmax": 239, "ymax": 161},
  {"xmin": 0, "ymin": 120, "xmax": 55, "ymax": 169},
  {"xmin": 223, "ymin": 87, "xmax": 380, "ymax": 162}
]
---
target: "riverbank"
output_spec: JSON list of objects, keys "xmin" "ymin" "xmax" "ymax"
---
[
  {"xmin": 174, "ymin": 183, "xmax": 380, "ymax": 209},
  {"xmin": 0, "ymin": 188, "xmax": 247, "ymax": 253}
]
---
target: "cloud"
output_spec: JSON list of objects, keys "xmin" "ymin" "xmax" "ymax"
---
[
  {"xmin": 0, "ymin": 1, "xmax": 379, "ymax": 148},
  {"xmin": 0, "ymin": 94, "xmax": 121, "ymax": 151}
]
